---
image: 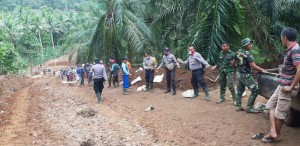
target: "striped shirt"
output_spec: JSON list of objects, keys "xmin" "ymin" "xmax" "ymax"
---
[{"xmin": 280, "ymin": 43, "xmax": 300, "ymax": 86}]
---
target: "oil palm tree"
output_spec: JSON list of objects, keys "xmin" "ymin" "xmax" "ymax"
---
[
  {"xmin": 149, "ymin": 0, "xmax": 300, "ymax": 64},
  {"xmin": 149, "ymin": 0, "xmax": 240, "ymax": 64},
  {"xmin": 90, "ymin": 0, "xmax": 151, "ymax": 63}
]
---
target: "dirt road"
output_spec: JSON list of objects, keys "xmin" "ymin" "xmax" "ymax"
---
[{"xmin": 0, "ymin": 74, "xmax": 300, "ymax": 146}]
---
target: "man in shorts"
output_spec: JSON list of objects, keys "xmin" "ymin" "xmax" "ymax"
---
[{"xmin": 262, "ymin": 27, "xmax": 300, "ymax": 143}]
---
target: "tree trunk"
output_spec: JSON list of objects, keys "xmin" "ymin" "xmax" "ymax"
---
[
  {"xmin": 50, "ymin": 31, "xmax": 55, "ymax": 51},
  {"xmin": 30, "ymin": 55, "xmax": 33, "ymax": 76},
  {"xmin": 127, "ymin": 43, "xmax": 133, "ymax": 63},
  {"xmin": 50, "ymin": 31, "xmax": 56, "ymax": 58},
  {"xmin": 38, "ymin": 30, "xmax": 44, "ymax": 63}
]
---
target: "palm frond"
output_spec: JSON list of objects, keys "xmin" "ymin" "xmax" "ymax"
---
[
  {"xmin": 241, "ymin": 0, "xmax": 279, "ymax": 59},
  {"xmin": 193, "ymin": 0, "xmax": 240, "ymax": 65}
]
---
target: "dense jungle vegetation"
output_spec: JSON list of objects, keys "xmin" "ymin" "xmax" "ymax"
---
[{"xmin": 1, "ymin": 0, "xmax": 300, "ymax": 74}]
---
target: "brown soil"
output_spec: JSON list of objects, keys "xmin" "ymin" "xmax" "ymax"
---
[
  {"xmin": 130, "ymin": 68, "xmax": 219, "ymax": 91},
  {"xmin": 0, "ymin": 57, "xmax": 300, "ymax": 145},
  {"xmin": 0, "ymin": 75, "xmax": 32, "ymax": 96}
]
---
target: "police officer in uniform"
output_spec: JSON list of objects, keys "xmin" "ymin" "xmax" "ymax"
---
[
  {"xmin": 234, "ymin": 38, "xmax": 267, "ymax": 113},
  {"xmin": 91, "ymin": 58, "xmax": 107, "ymax": 103},
  {"xmin": 143, "ymin": 51, "xmax": 157, "ymax": 92},
  {"xmin": 212, "ymin": 41, "xmax": 237, "ymax": 104},
  {"xmin": 182, "ymin": 46, "xmax": 211, "ymax": 101},
  {"xmin": 156, "ymin": 48, "xmax": 180, "ymax": 95}
]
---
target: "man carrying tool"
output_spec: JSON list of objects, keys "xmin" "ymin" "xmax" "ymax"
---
[
  {"xmin": 212, "ymin": 41, "xmax": 237, "ymax": 104},
  {"xmin": 143, "ymin": 50, "xmax": 157, "ymax": 92},
  {"xmin": 91, "ymin": 58, "xmax": 107, "ymax": 103},
  {"xmin": 234, "ymin": 38, "xmax": 267, "ymax": 113},
  {"xmin": 180, "ymin": 46, "xmax": 211, "ymax": 101}
]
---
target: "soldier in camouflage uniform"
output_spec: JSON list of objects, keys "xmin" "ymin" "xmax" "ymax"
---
[
  {"xmin": 234, "ymin": 38, "xmax": 267, "ymax": 113},
  {"xmin": 212, "ymin": 41, "xmax": 237, "ymax": 104}
]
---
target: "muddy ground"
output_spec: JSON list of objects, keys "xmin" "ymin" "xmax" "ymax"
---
[{"xmin": 0, "ymin": 57, "xmax": 300, "ymax": 145}]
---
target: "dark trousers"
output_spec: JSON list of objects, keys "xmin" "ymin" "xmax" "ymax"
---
[
  {"xmin": 145, "ymin": 70, "xmax": 154, "ymax": 83},
  {"xmin": 93, "ymin": 78, "xmax": 104, "ymax": 95},
  {"xmin": 88, "ymin": 73, "xmax": 93, "ymax": 85},
  {"xmin": 80, "ymin": 74, "xmax": 84, "ymax": 85},
  {"xmin": 191, "ymin": 68, "xmax": 207, "ymax": 89},
  {"xmin": 129, "ymin": 78, "xmax": 132, "ymax": 87},
  {"xmin": 112, "ymin": 75, "xmax": 119, "ymax": 86},
  {"xmin": 166, "ymin": 68, "xmax": 176, "ymax": 91}
]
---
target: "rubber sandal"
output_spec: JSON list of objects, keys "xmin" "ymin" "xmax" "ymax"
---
[
  {"xmin": 251, "ymin": 133, "xmax": 265, "ymax": 139},
  {"xmin": 261, "ymin": 137, "xmax": 281, "ymax": 143}
]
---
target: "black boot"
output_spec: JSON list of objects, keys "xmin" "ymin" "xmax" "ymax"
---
[
  {"xmin": 113, "ymin": 80, "xmax": 116, "ymax": 88},
  {"xmin": 192, "ymin": 88, "xmax": 199, "ymax": 98},
  {"xmin": 172, "ymin": 86, "xmax": 176, "ymax": 95},
  {"xmin": 149, "ymin": 83, "xmax": 154, "ymax": 93},
  {"xmin": 144, "ymin": 82, "xmax": 149, "ymax": 92},
  {"xmin": 116, "ymin": 81, "xmax": 119, "ymax": 87},
  {"xmin": 96, "ymin": 93, "xmax": 102, "ymax": 103},
  {"xmin": 164, "ymin": 85, "xmax": 171, "ymax": 93}
]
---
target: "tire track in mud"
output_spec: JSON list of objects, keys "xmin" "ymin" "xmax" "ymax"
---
[
  {"xmin": 0, "ymin": 86, "xmax": 32, "ymax": 145},
  {"xmin": 0, "ymin": 78, "xmax": 54, "ymax": 145},
  {"xmin": 38, "ymin": 76, "xmax": 158, "ymax": 145},
  {"xmin": 1, "ymin": 76, "xmax": 158, "ymax": 145}
]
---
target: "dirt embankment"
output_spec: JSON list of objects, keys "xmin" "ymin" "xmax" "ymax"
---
[
  {"xmin": 0, "ymin": 75, "xmax": 32, "ymax": 97},
  {"xmin": 129, "ymin": 67, "xmax": 219, "ymax": 91}
]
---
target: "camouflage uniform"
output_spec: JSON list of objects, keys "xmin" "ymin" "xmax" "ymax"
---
[
  {"xmin": 217, "ymin": 50, "xmax": 236, "ymax": 103},
  {"xmin": 235, "ymin": 49, "xmax": 259, "ymax": 111}
]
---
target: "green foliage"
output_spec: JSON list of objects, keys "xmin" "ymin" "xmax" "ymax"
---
[
  {"xmin": 147, "ymin": 0, "xmax": 300, "ymax": 65},
  {"xmin": 89, "ymin": 0, "xmax": 151, "ymax": 64},
  {"xmin": 0, "ymin": 42, "xmax": 26, "ymax": 74},
  {"xmin": 194, "ymin": 0, "xmax": 241, "ymax": 64},
  {"xmin": 1, "ymin": 0, "xmax": 300, "ymax": 73},
  {"xmin": 0, "ymin": 0, "xmax": 85, "ymax": 11}
]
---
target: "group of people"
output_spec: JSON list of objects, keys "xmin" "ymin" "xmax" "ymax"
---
[
  {"xmin": 59, "ymin": 63, "xmax": 97, "ymax": 86},
  {"xmin": 78, "ymin": 27, "xmax": 299, "ymax": 144},
  {"xmin": 59, "ymin": 67, "xmax": 77, "ymax": 81}
]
